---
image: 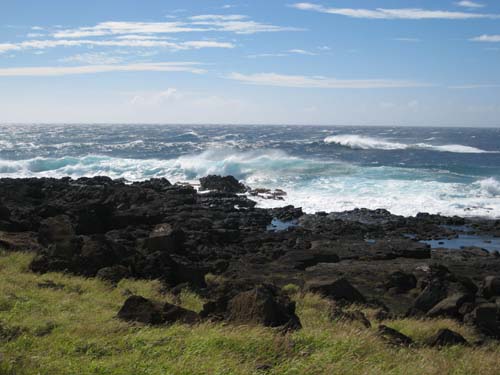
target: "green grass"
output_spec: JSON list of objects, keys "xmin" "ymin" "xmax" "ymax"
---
[{"xmin": 1, "ymin": 250, "xmax": 500, "ymax": 375}]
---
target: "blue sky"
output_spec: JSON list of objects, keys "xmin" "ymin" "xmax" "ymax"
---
[{"xmin": 0, "ymin": 0, "xmax": 499, "ymax": 126}]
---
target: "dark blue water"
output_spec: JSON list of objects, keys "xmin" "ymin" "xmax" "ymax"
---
[{"xmin": 0, "ymin": 124, "xmax": 499, "ymax": 217}]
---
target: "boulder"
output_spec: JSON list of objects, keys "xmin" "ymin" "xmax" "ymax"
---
[
  {"xmin": 305, "ymin": 278, "xmax": 365, "ymax": 304},
  {"xmin": 199, "ymin": 175, "xmax": 246, "ymax": 193},
  {"xmin": 409, "ymin": 279, "xmax": 448, "ymax": 315},
  {"xmin": 482, "ymin": 276, "xmax": 500, "ymax": 299},
  {"xmin": 38, "ymin": 215, "xmax": 75, "ymax": 246},
  {"xmin": 427, "ymin": 329, "xmax": 468, "ymax": 347},
  {"xmin": 464, "ymin": 303, "xmax": 500, "ymax": 338},
  {"xmin": 143, "ymin": 223, "xmax": 185, "ymax": 253},
  {"xmin": 226, "ymin": 285, "xmax": 301, "ymax": 329},
  {"xmin": 330, "ymin": 307, "xmax": 371, "ymax": 328},
  {"xmin": 385, "ymin": 271, "xmax": 417, "ymax": 293},
  {"xmin": 117, "ymin": 295, "xmax": 165, "ymax": 324},
  {"xmin": 117, "ymin": 295, "xmax": 200, "ymax": 325},
  {"xmin": 378, "ymin": 325, "xmax": 413, "ymax": 347},
  {"xmin": 426, "ymin": 293, "xmax": 473, "ymax": 319},
  {"xmin": 96, "ymin": 265, "xmax": 131, "ymax": 284}
]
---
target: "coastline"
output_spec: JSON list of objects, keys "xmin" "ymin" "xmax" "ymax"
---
[{"xmin": 1, "ymin": 174, "xmax": 500, "ymax": 373}]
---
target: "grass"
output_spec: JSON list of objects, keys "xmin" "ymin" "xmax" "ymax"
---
[{"xmin": 1, "ymin": 250, "xmax": 500, "ymax": 375}]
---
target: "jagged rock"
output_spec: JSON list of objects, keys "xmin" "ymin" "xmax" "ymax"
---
[
  {"xmin": 117, "ymin": 295, "xmax": 199, "ymax": 325},
  {"xmin": 117, "ymin": 295, "xmax": 165, "ymax": 324},
  {"xmin": 38, "ymin": 215, "xmax": 74, "ymax": 246},
  {"xmin": 482, "ymin": 276, "xmax": 500, "ymax": 299},
  {"xmin": 385, "ymin": 271, "xmax": 417, "ymax": 293},
  {"xmin": 0, "ymin": 231, "xmax": 41, "ymax": 252},
  {"xmin": 378, "ymin": 325, "xmax": 413, "ymax": 347},
  {"xmin": 199, "ymin": 175, "xmax": 246, "ymax": 193},
  {"xmin": 143, "ymin": 223, "xmax": 185, "ymax": 253},
  {"xmin": 225, "ymin": 285, "xmax": 301, "ymax": 329},
  {"xmin": 305, "ymin": 278, "xmax": 365, "ymax": 304},
  {"xmin": 464, "ymin": 303, "xmax": 500, "ymax": 338},
  {"xmin": 96, "ymin": 265, "xmax": 131, "ymax": 284},
  {"xmin": 427, "ymin": 329, "xmax": 468, "ymax": 347},
  {"xmin": 330, "ymin": 307, "xmax": 371, "ymax": 328},
  {"xmin": 280, "ymin": 250, "xmax": 339, "ymax": 270},
  {"xmin": 426, "ymin": 293, "xmax": 473, "ymax": 319}
]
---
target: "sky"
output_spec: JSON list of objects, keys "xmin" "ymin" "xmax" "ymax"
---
[{"xmin": 0, "ymin": 0, "xmax": 499, "ymax": 126}]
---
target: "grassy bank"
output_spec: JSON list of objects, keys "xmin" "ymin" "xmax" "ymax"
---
[{"xmin": 0, "ymin": 250, "xmax": 499, "ymax": 375}]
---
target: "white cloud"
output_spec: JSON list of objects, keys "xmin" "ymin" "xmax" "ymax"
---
[
  {"xmin": 52, "ymin": 17, "xmax": 298, "ymax": 38},
  {"xmin": 317, "ymin": 45, "xmax": 331, "ymax": 51},
  {"xmin": 288, "ymin": 49, "xmax": 317, "ymax": 55},
  {"xmin": 471, "ymin": 34, "xmax": 500, "ymax": 42},
  {"xmin": 59, "ymin": 52, "xmax": 124, "ymax": 65},
  {"xmin": 455, "ymin": 1, "xmax": 485, "ymax": 8},
  {"xmin": 189, "ymin": 15, "xmax": 302, "ymax": 34},
  {"xmin": 0, "ymin": 62, "xmax": 205, "ymax": 77},
  {"xmin": 393, "ymin": 38, "xmax": 421, "ymax": 42},
  {"xmin": 449, "ymin": 84, "xmax": 500, "ymax": 89},
  {"xmin": 0, "ymin": 38, "xmax": 235, "ymax": 54},
  {"xmin": 53, "ymin": 21, "xmax": 203, "ymax": 38},
  {"xmin": 26, "ymin": 33, "xmax": 45, "ymax": 38},
  {"xmin": 189, "ymin": 14, "xmax": 247, "ymax": 21},
  {"xmin": 227, "ymin": 72, "xmax": 430, "ymax": 89},
  {"xmin": 247, "ymin": 53, "xmax": 288, "ymax": 58},
  {"xmin": 291, "ymin": 3, "xmax": 500, "ymax": 19}
]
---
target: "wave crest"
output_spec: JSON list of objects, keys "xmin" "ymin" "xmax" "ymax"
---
[{"xmin": 324, "ymin": 134, "xmax": 496, "ymax": 153}]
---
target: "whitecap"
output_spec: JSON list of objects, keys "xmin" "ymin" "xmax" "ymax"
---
[{"xmin": 325, "ymin": 134, "xmax": 497, "ymax": 154}]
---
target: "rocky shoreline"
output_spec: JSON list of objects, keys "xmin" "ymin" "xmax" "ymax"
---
[{"xmin": 1, "ymin": 175, "xmax": 500, "ymax": 344}]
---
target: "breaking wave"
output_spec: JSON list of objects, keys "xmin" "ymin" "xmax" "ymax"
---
[
  {"xmin": 324, "ymin": 134, "xmax": 497, "ymax": 153},
  {"xmin": 0, "ymin": 150, "xmax": 499, "ymax": 218}
]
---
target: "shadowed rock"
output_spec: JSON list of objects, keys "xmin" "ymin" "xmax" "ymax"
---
[
  {"xmin": 482, "ymin": 276, "xmax": 500, "ymax": 299},
  {"xmin": 199, "ymin": 175, "xmax": 246, "ymax": 193},
  {"xmin": 226, "ymin": 285, "xmax": 301, "ymax": 330},
  {"xmin": 427, "ymin": 329, "xmax": 468, "ymax": 347},
  {"xmin": 385, "ymin": 271, "xmax": 417, "ymax": 293},
  {"xmin": 117, "ymin": 295, "xmax": 199, "ymax": 325},
  {"xmin": 96, "ymin": 265, "xmax": 131, "ymax": 284},
  {"xmin": 378, "ymin": 325, "xmax": 414, "ymax": 347},
  {"xmin": 305, "ymin": 278, "xmax": 366, "ymax": 304},
  {"xmin": 330, "ymin": 307, "xmax": 371, "ymax": 328}
]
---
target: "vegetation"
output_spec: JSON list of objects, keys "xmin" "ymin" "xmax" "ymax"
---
[{"xmin": 1, "ymin": 250, "xmax": 500, "ymax": 375}]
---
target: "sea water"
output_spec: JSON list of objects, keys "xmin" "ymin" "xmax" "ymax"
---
[{"xmin": 0, "ymin": 124, "xmax": 499, "ymax": 218}]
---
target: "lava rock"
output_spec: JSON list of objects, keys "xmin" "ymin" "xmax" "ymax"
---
[
  {"xmin": 482, "ymin": 276, "xmax": 500, "ymax": 299},
  {"xmin": 38, "ymin": 215, "xmax": 75, "ymax": 246},
  {"xmin": 199, "ymin": 175, "xmax": 246, "ymax": 193},
  {"xmin": 117, "ymin": 295, "xmax": 199, "ymax": 325},
  {"xmin": 427, "ymin": 329, "xmax": 468, "ymax": 347},
  {"xmin": 385, "ymin": 271, "xmax": 417, "ymax": 293},
  {"xmin": 330, "ymin": 307, "xmax": 371, "ymax": 328},
  {"xmin": 143, "ymin": 223, "xmax": 185, "ymax": 253},
  {"xmin": 378, "ymin": 325, "xmax": 414, "ymax": 347},
  {"xmin": 305, "ymin": 278, "xmax": 366, "ymax": 304},
  {"xmin": 226, "ymin": 285, "xmax": 301, "ymax": 329},
  {"xmin": 96, "ymin": 265, "xmax": 131, "ymax": 284}
]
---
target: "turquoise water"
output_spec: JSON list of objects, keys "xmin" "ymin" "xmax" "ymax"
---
[{"xmin": 0, "ymin": 124, "xmax": 499, "ymax": 218}]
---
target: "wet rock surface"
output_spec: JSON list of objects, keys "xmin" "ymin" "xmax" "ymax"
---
[{"xmin": 1, "ymin": 175, "xmax": 500, "ymax": 335}]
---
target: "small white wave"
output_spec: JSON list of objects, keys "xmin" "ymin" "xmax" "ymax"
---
[{"xmin": 325, "ymin": 134, "xmax": 497, "ymax": 154}]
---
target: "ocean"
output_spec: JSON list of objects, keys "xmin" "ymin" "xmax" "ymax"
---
[{"xmin": 0, "ymin": 124, "xmax": 499, "ymax": 219}]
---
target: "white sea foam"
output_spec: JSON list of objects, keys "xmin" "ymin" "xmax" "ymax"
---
[
  {"xmin": 0, "ymin": 150, "xmax": 499, "ymax": 218},
  {"xmin": 476, "ymin": 177, "xmax": 500, "ymax": 197},
  {"xmin": 324, "ymin": 134, "xmax": 497, "ymax": 153}
]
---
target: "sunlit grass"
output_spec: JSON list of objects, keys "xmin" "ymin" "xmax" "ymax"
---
[{"xmin": 0, "ymin": 250, "xmax": 499, "ymax": 375}]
